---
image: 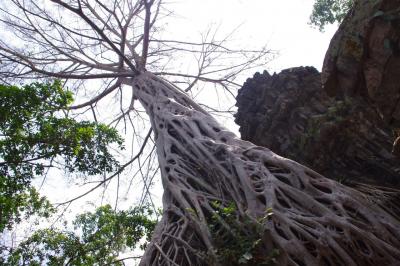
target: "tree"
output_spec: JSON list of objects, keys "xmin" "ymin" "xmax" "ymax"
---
[
  {"xmin": 310, "ymin": 0, "xmax": 353, "ymax": 30},
  {"xmin": 0, "ymin": 81, "xmax": 158, "ymax": 264},
  {"xmin": 0, "ymin": 1, "xmax": 399, "ymax": 265},
  {"xmin": 4, "ymin": 204, "xmax": 156, "ymax": 265},
  {"xmin": 0, "ymin": 81, "xmax": 123, "ymax": 232}
]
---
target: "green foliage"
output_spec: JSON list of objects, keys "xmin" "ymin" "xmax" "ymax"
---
[
  {"xmin": 207, "ymin": 201, "xmax": 279, "ymax": 265},
  {"xmin": 3, "ymin": 204, "xmax": 157, "ymax": 265},
  {"xmin": 0, "ymin": 81, "xmax": 124, "ymax": 232},
  {"xmin": 74, "ymin": 205, "xmax": 156, "ymax": 253},
  {"xmin": 310, "ymin": 0, "xmax": 353, "ymax": 31}
]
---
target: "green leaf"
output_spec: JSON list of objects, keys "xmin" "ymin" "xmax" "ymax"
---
[
  {"xmin": 0, "ymin": 81, "xmax": 124, "ymax": 232},
  {"xmin": 4, "ymin": 205, "xmax": 157, "ymax": 265}
]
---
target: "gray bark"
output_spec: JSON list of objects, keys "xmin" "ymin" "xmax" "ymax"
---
[{"xmin": 132, "ymin": 72, "xmax": 400, "ymax": 266}]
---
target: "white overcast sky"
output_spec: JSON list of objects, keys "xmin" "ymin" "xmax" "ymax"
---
[{"xmin": 167, "ymin": 0, "xmax": 337, "ymax": 73}]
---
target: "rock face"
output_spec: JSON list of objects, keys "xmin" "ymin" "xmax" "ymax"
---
[
  {"xmin": 235, "ymin": 66, "xmax": 400, "ymax": 188},
  {"xmin": 322, "ymin": 0, "xmax": 400, "ymax": 127},
  {"xmin": 236, "ymin": 0, "xmax": 400, "ymax": 189}
]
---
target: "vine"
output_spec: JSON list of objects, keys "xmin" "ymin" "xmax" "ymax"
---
[{"xmin": 206, "ymin": 201, "xmax": 279, "ymax": 266}]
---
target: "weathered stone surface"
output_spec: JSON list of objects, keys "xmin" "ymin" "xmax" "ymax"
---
[
  {"xmin": 235, "ymin": 66, "xmax": 400, "ymax": 188},
  {"xmin": 322, "ymin": 0, "xmax": 400, "ymax": 127}
]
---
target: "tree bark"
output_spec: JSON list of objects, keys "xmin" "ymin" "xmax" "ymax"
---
[{"xmin": 132, "ymin": 72, "xmax": 400, "ymax": 266}]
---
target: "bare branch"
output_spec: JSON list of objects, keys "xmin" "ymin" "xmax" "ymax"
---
[{"xmin": 69, "ymin": 80, "xmax": 121, "ymax": 109}]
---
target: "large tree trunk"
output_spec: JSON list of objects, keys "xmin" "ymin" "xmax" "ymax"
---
[{"xmin": 133, "ymin": 72, "xmax": 400, "ymax": 266}]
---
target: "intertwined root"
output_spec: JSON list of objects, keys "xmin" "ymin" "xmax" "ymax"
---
[{"xmin": 135, "ymin": 73, "xmax": 400, "ymax": 266}]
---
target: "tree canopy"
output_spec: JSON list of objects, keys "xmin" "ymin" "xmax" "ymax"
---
[
  {"xmin": 3, "ymin": 204, "xmax": 156, "ymax": 265},
  {"xmin": 310, "ymin": 0, "xmax": 353, "ymax": 30},
  {"xmin": 0, "ymin": 81, "xmax": 156, "ymax": 264},
  {"xmin": 0, "ymin": 81, "xmax": 125, "ymax": 232}
]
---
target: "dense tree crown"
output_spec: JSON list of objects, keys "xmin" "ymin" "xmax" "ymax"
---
[
  {"xmin": 0, "ymin": 82, "xmax": 157, "ymax": 264},
  {"xmin": 0, "ymin": 81, "xmax": 124, "ymax": 232},
  {"xmin": 4, "ymin": 204, "xmax": 156, "ymax": 265}
]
